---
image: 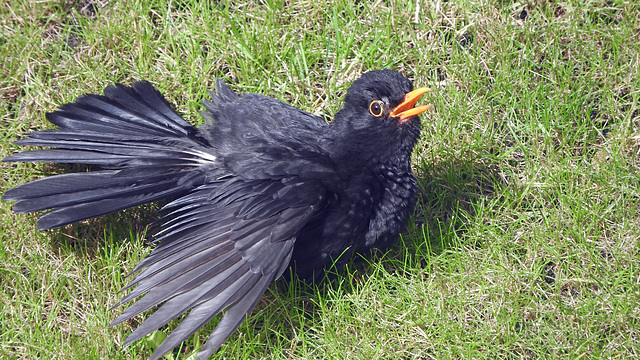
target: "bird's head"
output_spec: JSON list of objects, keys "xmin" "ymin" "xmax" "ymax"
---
[
  {"xmin": 333, "ymin": 70, "xmax": 432, "ymax": 159},
  {"xmin": 342, "ymin": 69, "xmax": 432, "ymax": 126}
]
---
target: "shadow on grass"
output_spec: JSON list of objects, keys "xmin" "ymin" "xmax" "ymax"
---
[{"xmin": 409, "ymin": 157, "xmax": 503, "ymax": 257}]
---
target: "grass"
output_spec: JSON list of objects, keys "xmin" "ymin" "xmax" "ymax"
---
[{"xmin": 1, "ymin": 0, "xmax": 639, "ymax": 358}]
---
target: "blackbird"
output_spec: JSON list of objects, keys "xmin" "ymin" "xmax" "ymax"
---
[{"xmin": 2, "ymin": 69, "xmax": 431, "ymax": 359}]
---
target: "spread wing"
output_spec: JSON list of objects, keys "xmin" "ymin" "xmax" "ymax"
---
[{"xmin": 110, "ymin": 176, "xmax": 326, "ymax": 360}]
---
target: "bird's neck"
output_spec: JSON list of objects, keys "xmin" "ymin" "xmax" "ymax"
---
[{"xmin": 328, "ymin": 115, "xmax": 420, "ymax": 168}]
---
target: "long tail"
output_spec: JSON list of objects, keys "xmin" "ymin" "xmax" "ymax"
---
[{"xmin": 3, "ymin": 81, "xmax": 221, "ymax": 230}]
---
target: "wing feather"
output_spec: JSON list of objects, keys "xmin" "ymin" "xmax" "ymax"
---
[{"xmin": 111, "ymin": 177, "xmax": 325, "ymax": 359}]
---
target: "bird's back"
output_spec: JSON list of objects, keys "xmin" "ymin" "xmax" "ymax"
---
[{"xmin": 199, "ymin": 81, "xmax": 334, "ymax": 179}]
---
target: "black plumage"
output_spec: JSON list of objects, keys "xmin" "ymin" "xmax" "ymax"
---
[{"xmin": 2, "ymin": 70, "xmax": 431, "ymax": 359}]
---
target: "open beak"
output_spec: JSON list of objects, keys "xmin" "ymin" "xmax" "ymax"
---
[{"xmin": 390, "ymin": 87, "xmax": 433, "ymax": 122}]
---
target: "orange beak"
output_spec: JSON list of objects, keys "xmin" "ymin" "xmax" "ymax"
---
[{"xmin": 390, "ymin": 87, "xmax": 433, "ymax": 122}]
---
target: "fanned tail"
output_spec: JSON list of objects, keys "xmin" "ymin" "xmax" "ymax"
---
[{"xmin": 3, "ymin": 81, "xmax": 220, "ymax": 229}]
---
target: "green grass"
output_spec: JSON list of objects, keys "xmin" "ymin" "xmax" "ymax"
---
[{"xmin": 1, "ymin": 0, "xmax": 639, "ymax": 358}]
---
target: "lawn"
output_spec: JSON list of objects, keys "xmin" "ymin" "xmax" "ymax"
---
[{"xmin": 1, "ymin": 0, "xmax": 639, "ymax": 359}]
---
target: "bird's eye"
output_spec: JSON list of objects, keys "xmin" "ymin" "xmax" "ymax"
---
[{"xmin": 369, "ymin": 100, "xmax": 384, "ymax": 117}]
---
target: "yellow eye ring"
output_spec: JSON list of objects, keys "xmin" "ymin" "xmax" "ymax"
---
[{"xmin": 369, "ymin": 100, "xmax": 384, "ymax": 117}]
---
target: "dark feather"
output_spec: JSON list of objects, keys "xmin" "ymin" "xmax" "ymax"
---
[
  {"xmin": 2, "ymin": 81, "xmax": 219, "ymax": 229},
  {"xmin": 3, "ymin": 71, "xmax": 425, "ymax": 359},
  {"xmin": 110, "ymin": 178, "xmax": 321, "ymax": 359}
]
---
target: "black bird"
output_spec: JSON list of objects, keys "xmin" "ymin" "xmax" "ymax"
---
[{"xmin": 2, "ymin": 70, "xmax": 431, "ymax": 359}]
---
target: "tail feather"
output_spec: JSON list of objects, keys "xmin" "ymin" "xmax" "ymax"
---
[
  {"xmin": 105, "ymin": 82, "xmax": 192, "ymax": 132},
  {"xmin": 48, "ymin": 82, "xmax": 193, "ymax": 136},
  {"xmin": 2, "ymin": 81, "xmax": 220, "ymax": 229},
  {"xmin": 50, "ymin": 99, "xmax": 182, "ymax": 136},
  {"xmin": 34, "ymin": 186, "xmax": 184, "ymax": 230},
  {"xmin": 5, "ymin": 149, "xmax": 159, "ymax": 165},
  {"xmin": 6, "ymin": 171, "xmax": 178, "ymax": 214}
]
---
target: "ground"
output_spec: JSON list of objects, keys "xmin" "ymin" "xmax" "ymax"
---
[{"xmin": 1, "ymin": 0, "xmax": 639, "ymax": 359}]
